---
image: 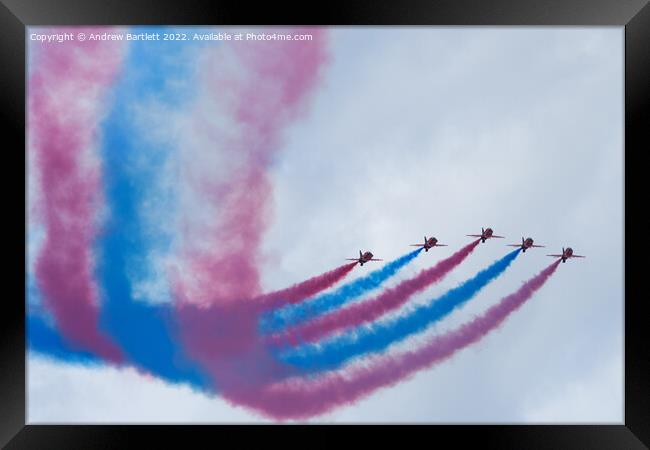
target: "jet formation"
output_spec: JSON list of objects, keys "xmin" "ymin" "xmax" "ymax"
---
[{"xmin": 348, "ymin": 226, "xmax": 585, "ymax": 266}]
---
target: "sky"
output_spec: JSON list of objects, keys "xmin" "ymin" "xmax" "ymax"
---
[{"xmin": 26, "ymin": 26, "xmax": 623, "ymax": 423}]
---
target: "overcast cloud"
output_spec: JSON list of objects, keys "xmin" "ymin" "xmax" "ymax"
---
[{"xmin": 28, "ymin": 26, "xmax": 623, "ymax": 423}]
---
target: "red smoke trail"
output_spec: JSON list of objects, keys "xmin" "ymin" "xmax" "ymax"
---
[
  {"xmin": 173, "ymin": 28, "xmax": 329, "ymax": 306},
  {"xmin": 173, "ymin": 262, "xmax": 357, "ymax": 392},
  {"xmin": 269, "ymin": 240, "xmax": 480, "ymax": 345},
  {"xmin": 221, "ymin": 260, "xmax": 561, "ymax": 420},
  {"xmin": 176, "ymin": 300, "xmax": 301, "ymax": 390},
  {"xmin": 257, "ymin": 262, "xmax": 358, "ymax": 309},
  {"xmin": 174, "ymin": 166, "xmax": 273, "ymax": 305},
  {"xmin": 173, "ymin": 29, "xmax": 329, "ymax": 389},
  {"xmin": 29, "ymin": 28, "xmax": 125, "ymax": 362}
]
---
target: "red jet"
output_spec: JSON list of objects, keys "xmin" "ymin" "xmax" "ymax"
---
[
  {"xmin": 507, "ymin": 237, "xmax": 545, "ymax": 253},
  {"xmin": 547, "ymin": 247, "xmax": 586, "ymax": 263},
  {"xmin": 346, "ymin": 250, "xmax": 383, "ymax": 266},
  {"xmin": 467, "ymin": 227, "xmax": 505, "ymax": 243},
  {"xmin": 410, "ymin": 236, "xmax": 447, "ymax": 252}
]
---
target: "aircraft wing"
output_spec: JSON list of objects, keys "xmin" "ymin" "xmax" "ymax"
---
[
  {"xmin": 491, "ymin": 235, "xmax": 505, "ymax": 239},
  {"xmin": 507, "ymin": 244, "xmax": 521, "ymax": 247},
  {"xmin": 466, "ymin": 234, "xmax": 482, "ymax": 237},
  {"xmin": 547, "ymin": 254, "xmax": 563, "ymax": 257},
  {"xmin": 435, "ymin": 244, "xmax": 448, "ymax": 247},
  {"xmin": 532, "ymin": 245, "xmax": 545, "ymax": 248},
  {"xmin": 410, "ymin": 244, "xmax": 424, "ymax": 247},
  {"xmin": 572, "ymin": 255, "xmax": 586, "ymax": 258},
  {"xmin": 370, "ymin": 258, "xmax": 384, "ymax": 261},
  {"xmin": 345, "ymin": 258, "xmax": 359, "ymax": 261}
]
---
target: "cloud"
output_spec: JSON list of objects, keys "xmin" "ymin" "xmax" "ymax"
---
[
  {"xmin": 28, "ymin": 355, "xmax": 267, "ymax": 423},
  {"xmin": 522, "ymin": 352, "xmax": 623, "ymax": 423},
  {"xmin": 28, "ymin": 27, "xmax": 623, "ymax": 423}
]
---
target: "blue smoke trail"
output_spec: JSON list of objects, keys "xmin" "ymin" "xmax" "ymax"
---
[
  {"xmin": 260, "ymin": 248, "xmax": 423, "ymax": 333},
  {"xmin": 280, "ymin": 249, "xmax": 521, "ymax": 371},
  {"xmin": 28, "ymin": 315, "xmax": 102, "ymax": 364},
  {"xmin": 95, "ymin": 26, "xmax": 207, "ymax": 389}
]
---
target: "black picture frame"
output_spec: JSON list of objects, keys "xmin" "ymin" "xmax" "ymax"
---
[{"xmin": 2, "ymin": 0, "xmax": 648, "ymax": 447}]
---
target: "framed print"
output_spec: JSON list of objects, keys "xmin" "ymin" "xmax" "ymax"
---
[{"xmin": 2, "ymin": 0, "xmax": 648, "ymax": 446}]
